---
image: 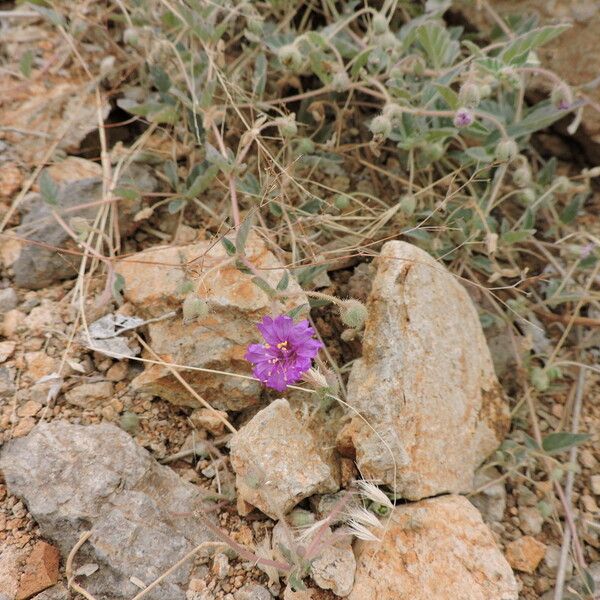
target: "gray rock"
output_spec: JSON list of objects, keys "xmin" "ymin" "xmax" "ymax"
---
[
  {"xmin": 0, "ymin": 367, "xmax": 15, "ymax": 399},
  {"xmin": 10, "ymin": 166, "xmax": 155, "ymax": 289},
  {"xmin": 518, "ymin": 506, "xmax": 544, "ymax": 536},
  {"xmin": 229, "ymin": 399, "xmax": 338, "ymax": 518},
  {"xmin": 64, "ymin": 380, "xmax": 114, "ymax": 408},
  {"xmin": 469, "ymin": 467, "xmax": 507, "ymax": 523},
  {"xmin": 0, "ymin": 421, "xmax": 214, "ymax": 600},
  {"xmin": 0, "ymin": 287, "xmax": 17, "ymax": 312},
  {"xmin": 233, "ymin": 583, "xmax": 271, "ymax": 600},
  {"xmin": 337, "ymin": 241, "xmax": 510, "ymax": 500},
  {"xmin": 310, "ymin": 533, "xmax": 355, "ymax": 597},
  {"xmin": 31, "ymin": 583, "xmax": 69, "ymax": 600}
]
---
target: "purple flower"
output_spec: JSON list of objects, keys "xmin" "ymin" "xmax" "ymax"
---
[
  {"xmin": 245, "ymin": 315, "xmax": 323, "ymax": 392},
  {"xmin": 453, "ymin": 107, "xmax": 474, "ymax": 128}
]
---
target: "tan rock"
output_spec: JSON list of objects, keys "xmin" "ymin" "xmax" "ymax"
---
[
  {"xmin": 0, "ymin": 162, "xmax": 23, "ymax": 199},
  {"xmin": 116, "ymin": 234, "xmax": 307, "ymax": 411},
  {"xmin": 27, "ymin": 302, "xmax": 60, "ymax": 335},
  {"xmin": 16, "ymin": 541, "xmax": 60, "ymax": 600},
  {"xmin": 349, "ymin": 495, "xmax": 518, "ymax": 600},
  {"xmin": 310, "ymin": 532, "xmax": 355, "ymax": 596},
  {"xmin": 190, "ymin": 407, "xmax": 228, "ymax": 435},
  {"xmin": 0, "ymin": 341, "xmax": 16, "ymax": 363},
  {"xmin": 338, "ymin": 242, "xmax": 510, "ymax": 499},
  {"xmin": 65, "ymin": 381, "xmax": 114, "ymax": 408},
  {"xmin": 3, "ymin": 309, "xmax": 25, "ymax": 338},
  {"xmin": 0, "ymin": 543, "xmax": 28, "ymax": 600},
  {"xmin": 47, "ymin": 157, "xmax": 102, "ymax": 183},
  {"xmin": 17, "ymin": 401, "xmax": 42, "ymax": 418},
  {"xmin": 591, "ymin": 475, "xmax": 600, "ymax": 495},
  {"xmin": 455, "ymin": 0, "xmax": 600, "ymax": 159},
  {"xmin": 24, "ymin": 352, "xmax": 57, "ymax": 381},
  {"xmin": 106, "ymin": 361, "xmax": 129, "ymax": 382},
  {"xmin": 12, "ymin": 418, "xmax": 37, "ymax": 438},
  {"xmin": 229, "ymin": 399, "xmax": 338, "ymax": 518},
  {"xmin": 505, "ymin": 536, "xmax": 547, "ymax": 573}
]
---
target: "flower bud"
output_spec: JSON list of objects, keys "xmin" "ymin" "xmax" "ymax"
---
[
  {"xmin": 499, "ymin": 66, "xmax": 521, "ymax": 88},
  {"xmin": 334, "ymin": 194, "xmax": 350, "ymax": 210},
  {"xmin": 554, "ymin": 175, "xmax": 571, "ymax": 193},
  {"xmin": 478, "ymin": 83, "xmax": 492, "ymax": 99},
  {"xmin": 331, "ymin": 69, "xmax": 350, "ymax": 92},
  {"xmin": 182, "ymin": 296, "xmax": 209, "ymax": 323},
  {"xmin": 278, "ymin": 44, "xmax": 303, "ymax": 71},
  {"xmin": 421, "ymin": 142, "xmax": 444, "ymax": 163},
  {"xmin": 100, "ymin": 55, "xmax": 115, "ymax": 77},
  {"xmin": 379, "ymin": 31, "xmax": 399, "ymax": 50},
  {"xmin": 247, "ymin": 16, "xmax": 264, "ymax": 35},
  {"xmin": 551, "ymin": 84, "xmax": 573, "ymax": 110},
  {"xmin": 123, "ymin": 27, "xmax": 140, "ymax": 47},
  {"xmin": 369, "ymin": 115, "xmax": 392, "ymax": 139},
  {"xmin": 296, "ymin": 137, "xmax": 315, "ymax": 155},
  {"xmin": 512, "ymin": 164, "xmax": 532, "ymax": 188},
  {"xmin": 453, "ymin": 107, "xmax": 474, "ymax": 128},
  {"xmin": 495, "ymin": 139, "xmax": 518, "ymax": 162},
  {"xmin": 276, "ymin": 114, "xmax": 298, "ymax": 138},
  {"xmin": 372, "ymin": 13, "xmax": 388, "ymax": 34},
  {"xmin": 339, "ymin": 299, "xmax": 368, "ymax": 329},
  {"xmin": 412, "ymin": 56, "xmax": 426, "ymax": 77},
  {"xmin": 399, "ymin": 193, "xmax": 416, "ymax": 215},
  {"xmin": 519, "ymin": 188, "xmax": 536, "ymax": 204},
  {"xmin": 458, "ymin": 82, "xmax": 480, "ymax": 109},
  {"xmin": 383, "ymin": 103, "xmax": 403, "ymax": 123}
]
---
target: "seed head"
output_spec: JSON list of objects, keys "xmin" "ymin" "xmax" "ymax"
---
[
  {"xmin": 551, "ymin": 84, "xmax": 573, "ymax": 110},
  {"xmin": 369, "ymin": 115, "xmax": 392, "ymax": 140},
  {"xmin": 372, "ymin": 13, "xmax": 388, "ymax": 35},
  {"xmin": 458, "ymin": 82, "xmax": 481, "ymax": 109},
  {"xmin": 495, "ymin": 139, "xmax": 518, "ymax": 162},
  {"xmin": 339, "ymin": 299, "xmax": 368, "ymax": 329}
]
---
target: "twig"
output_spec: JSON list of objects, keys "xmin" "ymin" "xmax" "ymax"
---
[
  {"xmin": 66, "ymin": 531, "xmax": 98, "ymax": 600},
  {"xmin": 554, "ymin": 354, "xmax": 586, "ymax": 600}
]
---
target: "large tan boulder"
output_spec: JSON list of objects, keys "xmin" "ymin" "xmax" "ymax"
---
[
  {"xmin": 349, "ymin": 495, "xmax": 518, "ymax": 600},
  {"xmin": 116, "ymin": 234, "xmax": 307, "ymax": 411},
  {"xmin": 338, "ymin": 241, "xmax": 510, "ymax": 499}
]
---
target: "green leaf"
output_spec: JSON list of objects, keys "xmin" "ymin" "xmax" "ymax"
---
[
  {"xmin": 276, "ymin": 271, "xmax": 289, "ymax": 291},
  {"xmin": 236, "ymin": 173, "xmax": 261, "ymax": 197},
  {"xmin": 112, "ymin": 273, "xmax": 126, "ymax": 304},
  {"xmin": 541, "ymin": 432, "xmax": 590, "ymax": 455},
  {"xmin": 185, "ymin": 164, "xmax": 219, "ymax": 198},
  {"xmin": 287, "ymin": 304, "xmax": 308, "ymax": 320},
  {"xmin": 251, "ymin": 276, "xmax": 275, "ymax": 297},
  {"xmin": 113, "ymin": 186, "xmax": 141, "ymax": 202},
  {"xmin": 433, "ymin": 84, "xmax": 458, "ymax": 110},
  {"xmin": 253, "ymin": 52, "xmax": 267, "ymax": 98},
  {"xmin": 351, "ymin": 49, "xmax": 371, "ymax": 77},
  {"xmin": 32, "ymin": 5, "xmax": 66, "ymax": 27},
  {"xmin": 501, "ymin": 229, "xmax": 536, "ymax": 244},
  {"xmin": 508, "ymin": 103, "xmax": 567, "ymax": 139},
  {"xmin": 19, "ymin": 50, "xmax": 34, "ymax": 78},
  {"xmin": 205, "ymin": 142, "xmax": 233, "ymax": 174},
  {"xmin": 296, "ymin": 265, "xmax": 327, "ymax": 286},
  {"xmin": 164, "ymin": 161, "xmax": 179, "ymax": 190},
  {"xmin": 416, "ymin": 22, "xmax": 459, "ymax": 69},
  {"xmin": 464, "ymin": 147, "xmax": 494, "ymax": 163},
  {"xmin": 221, "ymin": 237, "xmax": 237, "ymax": 256},
  {"xmin": 149, "ymin": 104, "xmax": 178, "ymax": 125},
  {"xmin": 235, "ymin": 214, "xmax": 255, "ymax": 255},
  {"xmin": 176, "ymin": 280, "xmax": 195, "ymax": 295},
  {"xmin": 168, "ymin": 198, "xmax": 186, "ymax": 213},
  {"xmin": 150, "ymin": 65, "xmax": 171, "ymax": 93},
  {"xmin": 501, "ymin": 25, "xmax": 570, "ymax": 65},
  {"xmin": 560, "ymin": 193, "xmax": 585, "ymax": 224},
  {"xmin": 308, "ymin": 50, "xmax": 332, "ymax": 85},
  {"xmin": 538, "ymin": 157, "xmax": 557, "ymax": 186},
  {"xmin": 39, "ymin": 170, "xmax": 59, "ymax": 206},
  {"xmin": 523, "ymin": 207, "xmax": 535, "ymax": 230}
]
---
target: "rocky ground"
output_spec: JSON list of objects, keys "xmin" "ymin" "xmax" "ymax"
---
[{"xmin": 1, "ymin": 2, "xmax": 600, "ymax": 600}]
